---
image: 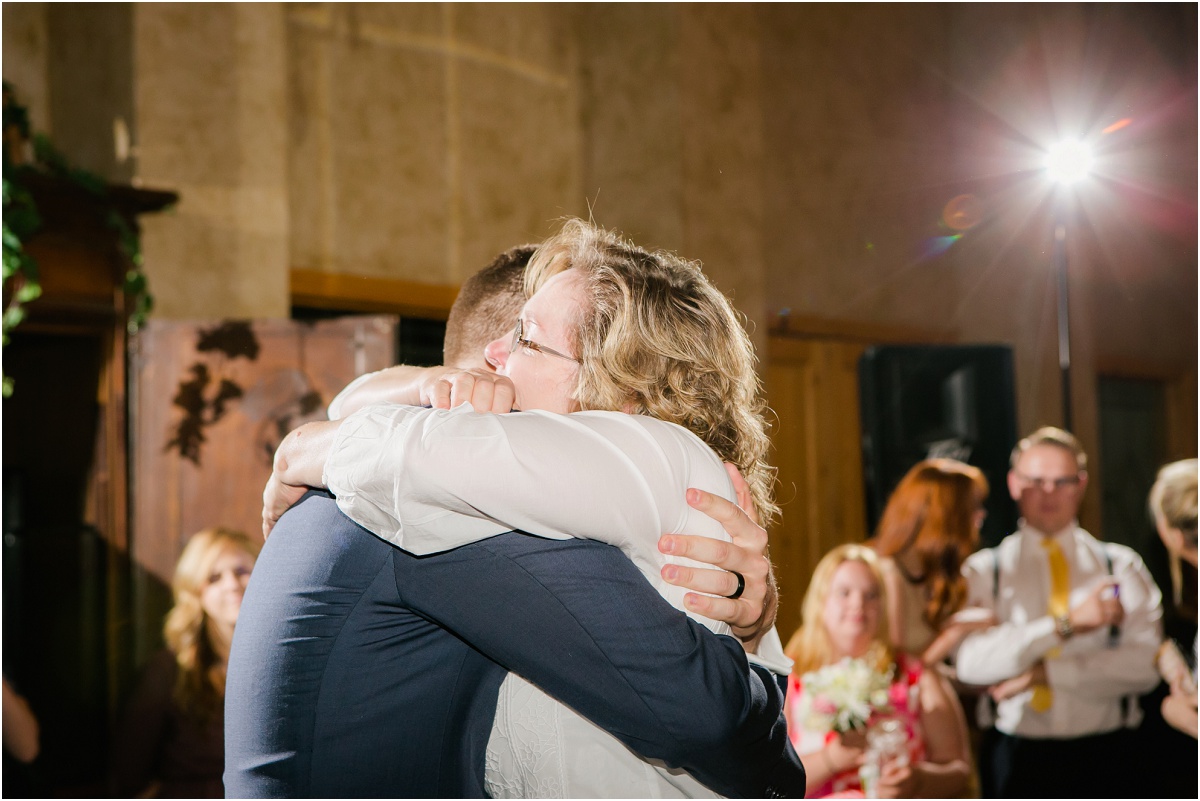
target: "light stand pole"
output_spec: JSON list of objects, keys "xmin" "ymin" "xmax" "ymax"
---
[
  {"xmin": 1044, "ymin": 139, "xmax": 1092, "ymax": 432},
  {"xmin": 1052, "ymin": 213, "xmax": 1072, "ymax": 431}
]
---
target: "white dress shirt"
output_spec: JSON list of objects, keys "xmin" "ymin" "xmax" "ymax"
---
[
  {"xmin": 324, "ymin": 403, "xmax": 791, "ymax": 797},
  {"xmin": 957, "ymin": 522, "xmax": 1163, "ymax": 739}
]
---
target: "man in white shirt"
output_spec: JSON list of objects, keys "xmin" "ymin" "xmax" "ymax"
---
[{"xmin": 956, "ymin": 426, "xmax": 1162, "ymax": 798}]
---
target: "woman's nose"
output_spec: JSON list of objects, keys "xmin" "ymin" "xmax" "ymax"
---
[{"xmin": 483, "ymin": 337, "xmax": 509, "ymax": 370}]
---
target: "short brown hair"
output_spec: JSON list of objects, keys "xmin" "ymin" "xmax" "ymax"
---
[
  {"xmin": 443, "ymin": 246, "xmax": 536, "ymax": 368},
  {"xmin": 1010, "ymin": 426, "xmax": 1088, "ymax": 472}
]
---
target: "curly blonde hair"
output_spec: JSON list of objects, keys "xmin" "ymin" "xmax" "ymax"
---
[
  {"xmin": 163, "ymin": 527, "xmax": 259, "ymax": 722},
  {"xmin": 784, "ymin": 544, "xmax": 893, "ymax": 677},
  {"xmin": 525, "ymin": 219, "xmax": 778, "ymax": 526}
]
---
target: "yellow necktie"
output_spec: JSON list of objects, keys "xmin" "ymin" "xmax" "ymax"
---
[{"xmin": 1030, "ymin": 536, "xmax": 1070, "ymax": 712}]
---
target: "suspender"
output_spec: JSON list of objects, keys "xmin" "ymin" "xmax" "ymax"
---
[{"xmin": 986, "ymin": 537, "xmax": 1136, "ymax": 728}]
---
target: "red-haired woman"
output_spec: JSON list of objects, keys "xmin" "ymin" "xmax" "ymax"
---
[{"xmin": 870, "ymin": 459, "xmax": 994, "ymax": 666}]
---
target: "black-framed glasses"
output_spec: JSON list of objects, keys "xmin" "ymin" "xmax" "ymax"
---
[
  {"xmin": 1015, "ymin": 473, "xmax": 1081, "ymax": 493},
  {"xmin": 509, "ymin": 319, "xmax": 580, "ymax": 363}
]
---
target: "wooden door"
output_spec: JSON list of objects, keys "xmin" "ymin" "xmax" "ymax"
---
[{"xmin": 765, "ymin": 336, "xmax": 869, "ymax": 639}]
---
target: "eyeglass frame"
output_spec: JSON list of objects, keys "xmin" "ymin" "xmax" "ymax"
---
[
  {"xmin": 1013, "ymin": 472, "xmax": 1083, "ymax": 493},
  {"xmin": 509, "ymin": 318, "xmax": 581, "ymax": 363}
]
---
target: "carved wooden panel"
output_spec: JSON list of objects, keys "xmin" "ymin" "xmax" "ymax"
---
[{"xmin": 129, "ymin": 317, "xmax": 395, "ymax": 655}]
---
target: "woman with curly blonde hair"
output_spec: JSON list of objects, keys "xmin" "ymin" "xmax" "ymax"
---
[
  {"xmin": 112, "ymin": 528, "xmax": 258, "ymax": 798},
  {"xmin": 261, "ymin": 218, "xmax": 786, "ymax": 796},
  {"xmin": 783, "ymin": 544, "xmax": 971, "ymax": 798},
  {"xmin": 520, "ymin": 218, "xmax": 779, "ymax": 526}
]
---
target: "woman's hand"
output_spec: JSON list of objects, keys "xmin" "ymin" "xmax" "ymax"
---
[
  {"xmin": 875, "ymin": 759, "xmax": 920, "ymax": 798},
  {"xmin": 827, "ymin": 729, "xmax": 867, "ymax": 772},
  {"xmin": 417, "ymin": 367, "xmax": 516, "ymax": 413},
  {"xmin": 262, "ymin": 420, "xmax": 342, "ymax": 538},
  {"xmin": 989, "ymin": 661, "xmax": 1046, "ymax": 702},
  {"xmin": 658, "ymin": 464, "xmax": 775, "ymax": 651},
  {"xmin": 921, "ymin": 607, "xmax": 997, "ymax": 666},
  {"xmin": 1161, "ymin": 690, "xmax": 1199, "ymax": 738}
]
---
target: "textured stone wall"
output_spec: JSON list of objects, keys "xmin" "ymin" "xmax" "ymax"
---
[
  {"xmin": 4, "ymin": 1, "xmax": 1194, "ymax": 454},
  {"xmin": 133, "ymin": 3, "xmax": 290, "ymax": 319},
  {"xmin": 285, "ymin": 3, "xmax": 583, "ymax": 285}
]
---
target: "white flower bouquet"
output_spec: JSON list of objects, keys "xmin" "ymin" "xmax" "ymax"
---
[{"xmin": 797, "ymin": 657, "xmax": 894, "ymax": 734}]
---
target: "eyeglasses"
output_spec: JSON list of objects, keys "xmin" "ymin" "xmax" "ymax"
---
[
  {"xmin": 509, "ymin": 319, "xmax": 580, "ymax": 363},
  {"xmin": 1015, "ymin": 473, "xmax": 1082, "ymax": 493}
]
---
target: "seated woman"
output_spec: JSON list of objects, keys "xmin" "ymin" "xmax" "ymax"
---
[
  {"xmin": 112, "ymin": 528, "xmax": 258, "ymax": 798},
  {"xmin": 870, "ymin": 459, "xmax": 995, "ymax": 666},
  {"xmin": 783, "ymin": 544, "xmax": 971, "ymax": 799},
  {"xmin": 263, "ymin": 219, "xmax": 785, "ymax": 796}
]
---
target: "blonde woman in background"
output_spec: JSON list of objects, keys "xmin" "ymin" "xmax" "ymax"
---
[
  {"xmin": 783, "ymin": 544, "xmax": 971, "ymax": 799},
  {"xmin": 1149, "ymin": 459, "xmax": 1198, "ymax": 738},
  {"xmin": 112, "ymin": 528, "xmax": 258, "ymax": 798}
]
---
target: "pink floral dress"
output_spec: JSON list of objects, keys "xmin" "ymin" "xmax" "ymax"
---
[{"xmin": 785, "ymin": 653, "xmax": 927, "ymax": 799}]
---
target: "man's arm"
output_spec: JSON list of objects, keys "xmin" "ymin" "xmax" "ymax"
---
[
  {"xmin": 1041, "ymin": 548, "xmax": 1163, "ymax": 699},
  {"xmin": 954, "ymin": 549, "xmax": 1050, "ymax": 686},
  {"xmin": 390, "ymin": 517, "xmax": 805, "ymax": 798}
]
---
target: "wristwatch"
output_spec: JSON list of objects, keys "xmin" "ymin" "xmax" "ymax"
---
[{"xmin": 1055, "ymin": 613, "xmax": 1074, "ymax": 640}]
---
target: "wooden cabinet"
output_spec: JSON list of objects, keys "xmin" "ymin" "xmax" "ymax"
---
[{"xmin": 2, "ymin": 173, "xmax": 173, "ymax": 795}]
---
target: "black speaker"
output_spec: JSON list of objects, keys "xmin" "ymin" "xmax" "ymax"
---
[{"xmin": 858, "ymin": 345, "xmax": 1019, "ymax": 549}]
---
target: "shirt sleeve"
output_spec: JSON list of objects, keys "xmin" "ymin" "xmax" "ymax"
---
[
  {"xmin": 324, "ymin": 404, "xmax": 731, "ymax": 575},
  {"xmin": 956, "ymin": 548, "xmax": 1061, "ymax": 685},
  {"xmin": 326, "ymin": 371, "xmax": 379, "ymax": 420},
  {"xmin": 1043, "ymin": 546, "xmax": 1163, "ymax": 698}
]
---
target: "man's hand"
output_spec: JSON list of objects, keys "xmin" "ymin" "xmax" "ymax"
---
[
  {"xmin": 658, "ymin": 465, "xmax": 775, "ymax": 651},
  {"xmin": 989, "ymin": 661, "xmax": 1047, "ymax": 702},
  {"xmin": 1069, "ymin": 578, "xmax": 1124, "ymax": 635},
  {"xmin": 262, "ymin": 419, "xmax": 341, "ymax": 538},
  {"xmin": 418, "ymin": 367, "xmax": 516, "ymax": 413},
  {"xmin": 262, "ymin": 472, "xmax": 311, "ymax": 540}
]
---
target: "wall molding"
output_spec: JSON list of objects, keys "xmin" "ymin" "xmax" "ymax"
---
[{"xmin": 290, "ymin": 269, "xmax": 458, "ymax": 319}]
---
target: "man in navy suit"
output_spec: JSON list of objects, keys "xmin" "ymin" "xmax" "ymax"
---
[{"xmin": 225, "ymin": 248, "xmax": 803, "ymax": 797}]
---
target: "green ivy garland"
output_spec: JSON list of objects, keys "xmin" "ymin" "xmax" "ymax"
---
[{"xmin": 2, "ymin": 81, "xmax": 157, "ymax": 397}]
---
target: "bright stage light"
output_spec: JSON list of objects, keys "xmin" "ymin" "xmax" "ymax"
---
[{"xmin": 1044, "ymin": 140, "xmax": 1094, "ymax": 185}]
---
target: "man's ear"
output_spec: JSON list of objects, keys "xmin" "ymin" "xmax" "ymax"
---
[
  {"xmin": 1076, "ymin": 469, "xmax": 1089, "ymax": 495},
  {"xmin": 1007, "ymin": 469, "xmax": 1022, "ymax": 502}
]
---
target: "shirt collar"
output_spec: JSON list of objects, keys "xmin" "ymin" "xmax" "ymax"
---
[{"xmin": 1018, "ymin": 518, "xmax": 1078, "ymax": 541}]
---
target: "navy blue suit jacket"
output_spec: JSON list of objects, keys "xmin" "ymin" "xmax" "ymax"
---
[{"xmin": 225, "ymin": 491, "xmax": 804, "ymax": 798}]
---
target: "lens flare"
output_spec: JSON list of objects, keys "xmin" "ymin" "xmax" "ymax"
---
[
  {"xmin": 1101, "ymin": 118, "xmax": 1132, "ymax": 135},
  {"xmin": 1045, "ymin": 140, "xmax": 1094, "ymax": 184},
  {"xmin": 943, "ymin": 194, "xmax": 984, "ymax": 231},
  {"xmin": 919, "ymin": 234, "xmax": 963, "ymax": 261}
]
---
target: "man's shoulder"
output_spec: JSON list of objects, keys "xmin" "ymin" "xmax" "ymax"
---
[
  {"xmin": 1074, "ymin": 527, "xmax": 1148, "ymax": 570},
  {"xmin": 964, "ymin": 532, "xmax": 1023, "ymax": 569}
]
